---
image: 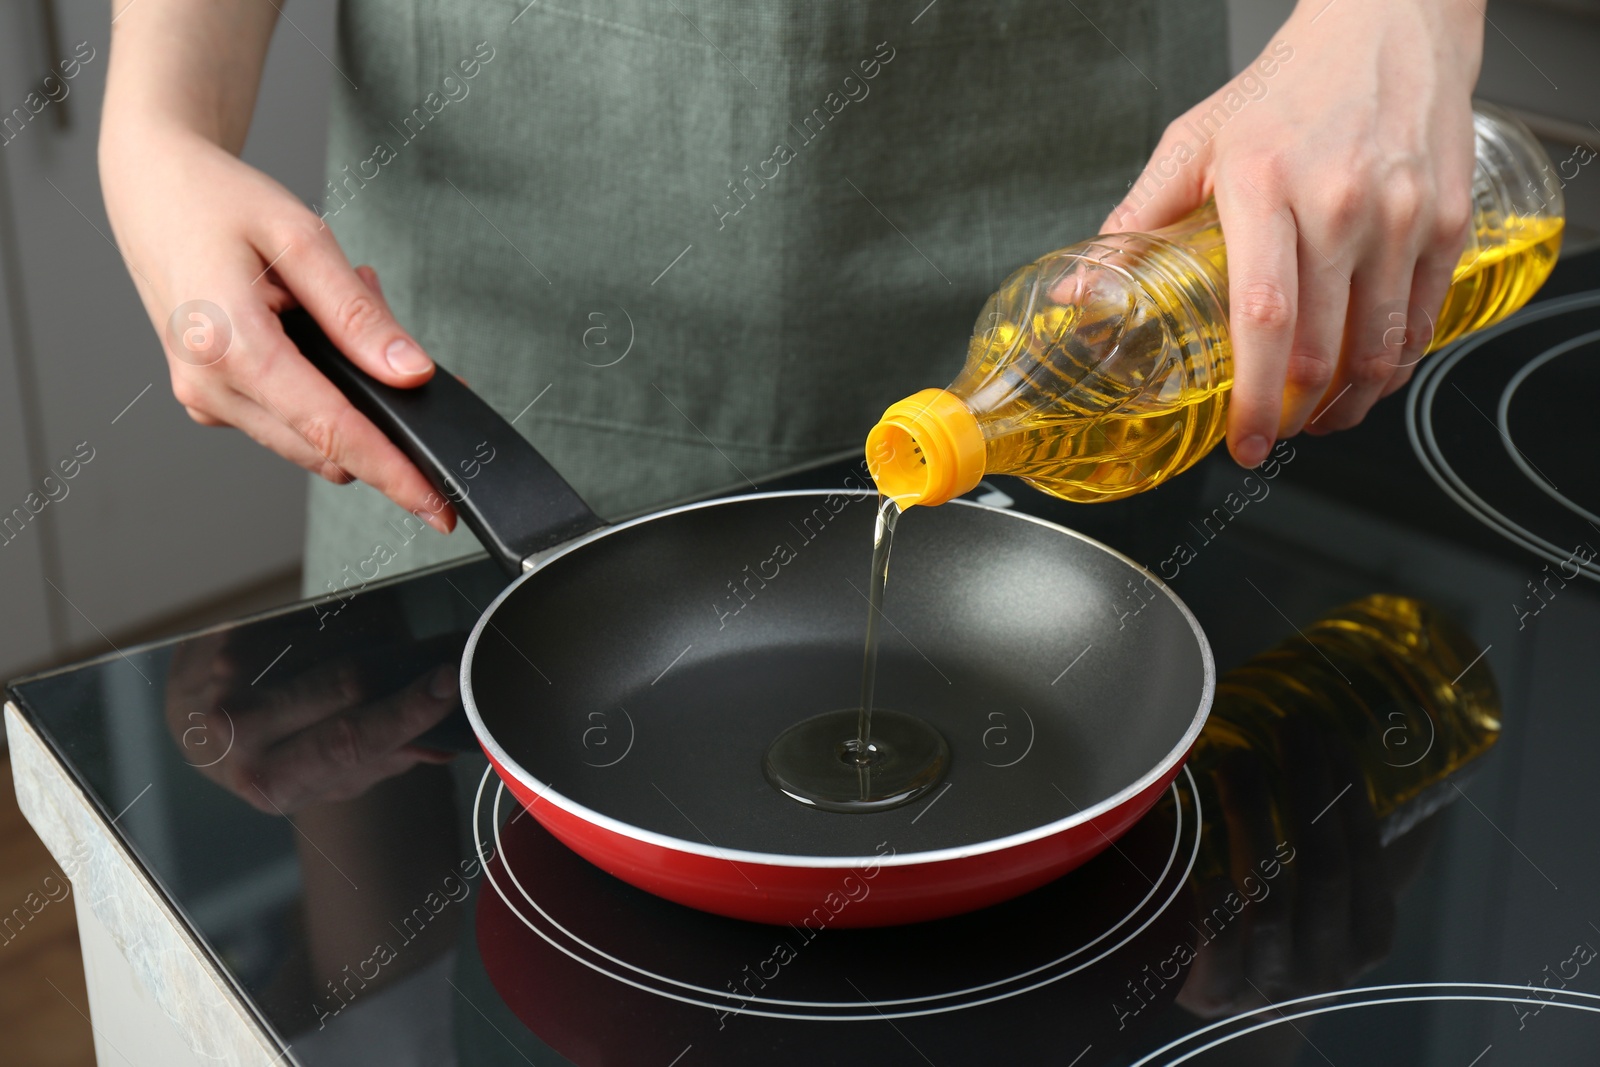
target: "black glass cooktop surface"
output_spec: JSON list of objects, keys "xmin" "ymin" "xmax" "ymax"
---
[{"xmin": 10, "ymin": 250, "xmax": 1600, "ymax": 1066}]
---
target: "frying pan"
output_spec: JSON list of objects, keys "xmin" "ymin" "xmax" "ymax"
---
[{"xmin": 285, "ymin": 311, "xmax": 1213, "ymax": 927}]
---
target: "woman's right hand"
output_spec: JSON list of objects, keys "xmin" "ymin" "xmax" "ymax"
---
[{"xmin": 100, "ymin": 9, "xmax": 455, "ymax": 531}]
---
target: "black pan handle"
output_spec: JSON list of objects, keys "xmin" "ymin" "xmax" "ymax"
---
[{"xmin": 282, "ymin": 309, "xmax": 604, "ymax": 576}]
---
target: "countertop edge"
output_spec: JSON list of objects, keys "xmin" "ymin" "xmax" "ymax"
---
[{"xmin": 5, "ymin": 702, "xmax": 293, "ymax": 1067}]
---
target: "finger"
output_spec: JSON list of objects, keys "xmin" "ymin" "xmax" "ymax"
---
[
  {"xmin": 1379, "ymin": 245, "xmax": 1457, "ymax": 400},
  {"xmin": 236, "ymin": 311, "xmax": 456, "ymax": 531},
  {"xmin": 1307, "ymin": 251, "xmax": 1416, "ymax": 433},
  {"xmin": 1326, "ymin": 741, "xmax": 1394, "ymax": 974},
  {"xmin": 1279, "ymin": 715, "xmax": 1354, "ymax": 989},
  {"xmin": 163, "ymin": 293, "xmax": 370, "ymax": 486},
  {"xmin": 245, "ymin": 750, "xmax": 426, "ymax": 814},
  {"xmin": 1102, "ymin": 121, "xmax": 1214, "ymax": 234},
  {"xmin": 164, "ymin": 632, "xmax": 249, "ymax": 768},
  {"xmin": 236, "ymin": 658, "xmax": 365, "ymax": 745},
  {"xmin": 1345, "ymin": 826, "xmax": 1397, "ymax": 978},
  {"xmin": 406, "ymin": 745, "xmax": 459, "ymax": 764},
  {"xmin": 167, "ymin": 630, "xmax": 233, "ymax": 692},
  {"xmin": 1182, "ymin": 875, "xmax": 1250, "ymax": 1015},
  {"xmin": 178, "ymin": 380, "xmax": 358, "ymax": 484},
  {"xmin": 1212, "ymin": 747, "xmax": 1294, "ymax": 995},
  {"xmin": 164, "ymin": 631, "xmax": 234, "ymax": 734},
  {"xmin": 254, "ymin": 222, "xmax": 435, "ymax": 386},
  {"xmin": 1277, "ymin": 245, "xmax": 1352, "ymax": 439},
  {"xmin": 1215, "ymin": 179, "xmax": 1301, "ymax": 467},
  {"xmin": 1379, "ymin": 361, "xmax": 1416, "ymax": 400},
  {"xmin": 252, "ymin": 665, "xmax": 459, "ymax": 811},
  {"xmin": 183, "ymin": 405, "xmax": 227, "ymax": 427},
  {"xmin": 355, "ymin": 264, "xmax": 385, "ymax": 301}
]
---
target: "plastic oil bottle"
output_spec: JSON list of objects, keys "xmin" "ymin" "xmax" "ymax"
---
[{"xmin": 865, "ymin": 102, "xmax": 1565, "ymax": 507}]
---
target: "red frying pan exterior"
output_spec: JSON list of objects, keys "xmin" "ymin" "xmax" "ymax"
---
[
  {"xmin": 485, "ymin": 747, "xmax": 1187, "ymax": 926},
  {"xmin": 459, "ymin": 492, "xmax": 1213, "ymax": 928}
]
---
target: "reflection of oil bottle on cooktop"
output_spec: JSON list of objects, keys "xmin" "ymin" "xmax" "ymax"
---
[
  {"xmin": 1190, "ymin": 594, "xmax": 1501, "ymax": 870},
  {"xmin": 865, "ymin": 102, "xmax": 1564, "ymax": 509}
]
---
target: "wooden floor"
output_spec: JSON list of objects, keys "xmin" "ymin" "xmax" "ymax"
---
[{"xmin": 0, "ymin": 755, "xmax": 95, "ymax": 1066}]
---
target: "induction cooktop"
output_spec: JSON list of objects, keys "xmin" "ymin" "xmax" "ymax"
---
[{"xmin": 9, "ymin": 249, "xmax": 1600, "ymax": 1066}]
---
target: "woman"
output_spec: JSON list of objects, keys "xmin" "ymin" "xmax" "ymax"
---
[{"xmin": 100, "ymin": 0, "xmax": 1483, "ymax": 595}]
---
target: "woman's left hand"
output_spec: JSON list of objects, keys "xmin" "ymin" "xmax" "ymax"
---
[{"xmin": 1103, "ymin": 0, "xmax": 1485, "ymax": 467}]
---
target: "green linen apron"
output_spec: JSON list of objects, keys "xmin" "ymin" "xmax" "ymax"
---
[{"xmin": 302, "ymin": 0, "xmax": 1229, "ymax": 595}]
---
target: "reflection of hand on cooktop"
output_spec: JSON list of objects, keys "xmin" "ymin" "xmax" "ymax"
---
[
  {"xmin": 1177, "ymin": 712, "xmax": 1405, "ymax": 1021},
  {"xmin": 164, "ymin": 628, "xmax": 464, "ymax": 813}
]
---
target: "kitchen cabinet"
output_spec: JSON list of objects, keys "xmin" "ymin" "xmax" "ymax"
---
[{"xmin": 0, "ymin": 0, "xmax": 337, "ymax": 684}]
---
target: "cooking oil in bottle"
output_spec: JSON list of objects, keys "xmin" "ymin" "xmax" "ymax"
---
[
  {"xmin": 866, "ymin": 102, "xmax": 1565, "ymax": 507},
  {"xmin": 1431, "ymin": 212, "xmax": 1563, "ymax": 347},
  {"xmin": 1190, "ymin": 594, "xmax": 1501, "ymax": 855}
]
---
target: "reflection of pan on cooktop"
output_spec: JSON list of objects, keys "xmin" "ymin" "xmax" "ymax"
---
[
  {"xmin": 471, "ymin": 767, "xmax": 1202, "ymax": 1067},
  {"xmin": 284, "ymin": 311, "xmax": 1212, "ymax": 927}
]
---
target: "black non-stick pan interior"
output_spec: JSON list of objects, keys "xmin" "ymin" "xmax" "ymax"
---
[
  {"xmin": 470, "ymin": 490, "xmax": 1210, "ymax": 858},
  {"xmin": 278, "ymin": 310, "xmax": 1208, "ymax": 858}
]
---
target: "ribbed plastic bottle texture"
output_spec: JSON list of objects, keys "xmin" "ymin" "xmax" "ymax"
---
[
  {"xmin": 1189, "ymin": 595, "xmax": 1501, "ymax": 857},
  {"xmin": 940, "ymin": 101, "xmax": 1564, "ymax": 504}
]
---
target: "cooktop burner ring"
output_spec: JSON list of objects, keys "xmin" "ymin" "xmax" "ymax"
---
[
  {"xmin": 472, "ymin": 764, "xmax": 1202, "ymax": 1021},
  {"xmin": 1407, "ymin": 289, "xmax": 1600, "ymax": 582},
  {"xmin": 1130, "ymin": 982, "xmax": 1600, "ymax": 1065},
  {"xmin": 1497, "ymin": 328, "xmax": 1600, "ymax": 529}
]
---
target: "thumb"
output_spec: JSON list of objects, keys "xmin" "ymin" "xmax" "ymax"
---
[
  {"xmin": 258, "ymin": 223, "xmax": 435, "ymax": 388},
  {"xmin": 1101, "ymin": 117, "xmax": 1214, "ymax": 234}
]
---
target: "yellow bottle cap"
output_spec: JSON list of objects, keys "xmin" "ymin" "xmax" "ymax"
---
[{"xmin": 864, "ymin": 388, "xmax": 986, "ymax": 507}]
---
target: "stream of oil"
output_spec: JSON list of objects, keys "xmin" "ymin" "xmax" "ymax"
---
[
  {"xmin": 761, "ymin": 494, "xmax": 949, "ymax": 813},
  {"xmin": 854, "ymin": 493, "xmax": 900, "ymax": 751}
]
